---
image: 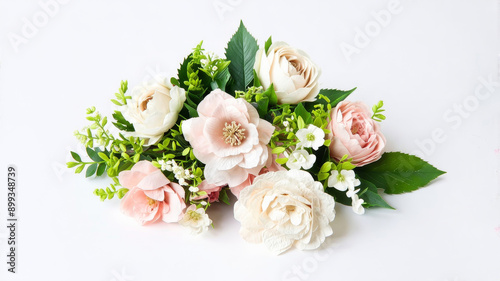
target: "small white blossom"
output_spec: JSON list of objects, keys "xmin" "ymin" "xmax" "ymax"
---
[
  {"xmin": 350, "ymin": 194, "xmax": 365, "ymax": 215},
  {"xmin": 200, "ymin": 201, "xmax": 207, "ymax": 206},
  {"xmin": 179, "ymin": 205, "xmax": 212, "ymax": 235},
  {"xmin": 295, "ymin": 125, "xmax": 325, "ymax": 150},
  {"xmin": 188, "ymin": 186, "xmax": 199, "ymax": 193},
  {"xmin": 283, "ymin": 121, "xmax": 290, "ymax": 127},
  {"xmin": 327, "ymin": 170, "xmax": 360, "ymax": 191},
  {"xmin": 178, "ymin": 178, "xmax": 187, "ymax": 186},
  {"xmin": 286, "ymin": 149, "xmax": 316, "ymax": 170}
]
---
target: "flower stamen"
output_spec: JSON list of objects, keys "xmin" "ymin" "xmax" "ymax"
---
[{"xmin": 222, "ymin": 121, "xmax": 246, "ymax": 146}]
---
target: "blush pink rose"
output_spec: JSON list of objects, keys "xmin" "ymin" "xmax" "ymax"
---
[
  {"xmin": 230, "ymin": 152, "xmax": 286, "ymax": 198},
  {"xmin": 192, "ymin": 181, "xmax": 223, "ymax": 203},
  {"xmin": 182, "ymin": 89, "xmax": 275, "ymax": 188},
  {"xmin": 327, "ymin": 101, "xmax": 386, "ymax": 167},
  {"xmin": 119, "ymin": 161, "xmax": 186, "ymax": 225}
]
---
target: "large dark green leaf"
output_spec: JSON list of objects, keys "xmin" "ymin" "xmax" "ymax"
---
[
  {"xmin": 225, "ymin": 21, "xmax": 259, "ymax": 93},
  {"xmin": 355, "ymin": 152, "xmax": 445, "ymax": 194}
]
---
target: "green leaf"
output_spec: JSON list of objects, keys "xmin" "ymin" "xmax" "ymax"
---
[
  {"xmin": 355, "ymin": 152, "xmax": 445, "ymax": 194},
  {"xmin": 215, "ymin": 66, "xmax": 231, "ymax": 91},
  {"xmin": 297, "ymin": 116, "xmax": 305, "ymax": 129},
  {"xmin": 86, "ymin": 163, "xmax": 98, "ymax": 178},
  {"xmin": 253, "ymin": 70, "xmax": 261, "ymax": 87},
  {"xmin": 320, "ymin": 162, "xmax": 332, "ymax": 173},
  {"xmin": 225, "ymin": 21, "xmax": 259, "ymax": 92},
  {"xmin": 219, "ymin": 188, "xmax": 230, "ymax": 205},
  {"xmin": 86, "ymin": 147, "xmax": 102, "ymax": 162},
  {"xmin": 66, "ymin": 162, "xmax": 79, "ymax": 168},
  {"xmin": 75, "ymin": 164, "xmax": 85, "ymax": 174},
  {"xmin": 275, "ymin": 158, "xmax": 288, "ymax": 165},
  {"xmin": 96, "ymin": 163, "xmax": 106, "ymax": 177},
  {"xmin": 185, "ymin": 103, "xmax": 199, "ymax": 118},
  {"xmin": 256, "ymin": 96, "xmax": 269, "ymax": 117},
  {"xmin": 294, "ymin": 103, "xmax": 313, "ymax": 125},
  {"xmin": 71, "ymin": 151, "xmax": 81, "ymax": 162},
  {"xmin": 272, "ymin": 147, "xmax": 286, "ymax": 154},
  {"xmin": 264, "ymin": 36, "xmax": 272, "ymax": 53},
  {"xmin": 358, "ymin": 179, "xmax": 394, "ymax": 209},
  {"xmin": 305, "ymin": 88, "xmax": 356, "ymax": 111},
  {"xmin": 261, "ymin": 84, "xmax": 277, "ymax": 106},
  {"xmin": 112, "ymin": 111, "xmax": 134, "ymax": 132},
  {"xmin": 117, "ymin": 188, "xmax": 129, "ymax": 199},
  {"xmin": 177, "ymin": 53, "xmax": 193, "ymax": 91}
]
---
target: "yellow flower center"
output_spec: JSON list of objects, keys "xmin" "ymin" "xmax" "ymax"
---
[
  {"xmin": 222, "ymin": 121, "xmax": 246, "ymax": 146},
  {"xmin": 147, "ymin": 198, "xmax": 157, "ymax": 206},
  {"xmin": 187, "ymin": 210, "xmax": 201, "ymax": 221}
]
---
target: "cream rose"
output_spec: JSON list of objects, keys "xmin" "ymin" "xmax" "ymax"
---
[
  {"xmin": 234, "ymin": 170, "xmax": 335, "ymax": 255},
  {"xmin": 254, "ymin": 42, "xmax": 321, "ymax": 104},
  {"xmin": 123, "ymin": 76, "xmax": 186, "ymax": 146}
]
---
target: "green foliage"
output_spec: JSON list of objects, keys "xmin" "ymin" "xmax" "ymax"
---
[
  {"xmin": 304, "ymin": 88, "xmax": 356, "ymax": 112},
  {"xmin": 264, "ymin": 36, "xmax": 272, "ymax": 53},
  {"xmin": 371, "ymin": 100, "xmax": 386, "ymax": 122},
  {"xmin": 358, "ymin": 179, "xmax": 394, "ymax": 209},
  {"xmin": 225, "ymin": 21, "xmax": 259, "ymax": 94},
  {"xmin": 219, "ymin": 188, "xmax": 230, "ymax": 205},
  {"xmin": 356, "ymin": 152, "xmax": 445, "ymax": 194},
  {"xmin": 112, "ymin": 111, "xmax": 134, "ymax": 132},
  {"xmin": 93, "ymin": 177, "xmax": 129, "ymax": 201},
  {"xmin": 110, "ymin": 81, "xmax": 130, "ymax": 106}
]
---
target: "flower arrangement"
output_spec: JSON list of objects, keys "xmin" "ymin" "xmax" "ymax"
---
[{"xmin": 68, "ymin": 22, "xmax": 445, "ymax": 255}]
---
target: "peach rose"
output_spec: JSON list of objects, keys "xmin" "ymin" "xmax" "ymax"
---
[
  {"xmin": 327, "ymin": 101, "xmax": 386, "ymax": 167},
  {"xmin": 119, "ymin": 161, "xmax": 186, "ymax": 225}
]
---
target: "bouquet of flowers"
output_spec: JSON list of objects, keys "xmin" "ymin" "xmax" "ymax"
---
[{"xmin": 68, "ymin": 22, "xmax": 444, "ymax": 254}]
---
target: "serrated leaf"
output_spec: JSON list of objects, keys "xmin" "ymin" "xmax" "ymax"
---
[
  {"xmin": 225, "ymin": 21, "xmax": 259, "ymax": 92},
  {"xmin": 71, "ymin": 151, "xmax": 81, "ymax": 162},
  {"xmin": 177, "ymin": 53, "xmax": 193, "ymax": 91},
  {"xmin": 85, "ymin": 163, "xmax": 97, "ymax": 178},
  {"xmin": 355, "ymin": 152, "xmax": 445, "ymax": 194}
]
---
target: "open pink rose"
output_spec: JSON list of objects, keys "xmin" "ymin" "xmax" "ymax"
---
[
  {"xmin": 182, "ymin": 90, "xmax": 275, "ymax": 188},
  {"xmin": 119, "ymin": 161, "xmax": 186, "ymax": 225},
  {"xmin": 230, "ymin": 152, "xmax": 286, "ymax": 198},
  {"xmin": 327, "ymin": 101, "xmax": 386, "ymax": 167}
]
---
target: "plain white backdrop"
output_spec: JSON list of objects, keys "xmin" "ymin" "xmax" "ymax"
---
[{"xmin": 0, "ymin": 0, "xmax": 499, "ymax": 280}]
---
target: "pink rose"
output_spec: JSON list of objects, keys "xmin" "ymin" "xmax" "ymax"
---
[
  {"xmin": 230, "ymin": 152, "xmax": 286, "ymax": 198},
  {"xmin": 119, "ymin": 161, "xmax": 186, "ymax": 225},
  {"xmin": 192, "ymin": 181, "xmax": 223, "ymax": 203},
  {"xmin": 182, "ymin": 90, "xmax": 275, "ymax": 188},
  {"xmin": 327, "ymin": 101, "xmax": 386, "ymax": 167}
]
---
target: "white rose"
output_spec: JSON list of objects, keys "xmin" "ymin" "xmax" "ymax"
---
[
  {"xmin": 234, "ymin": 170, "xmax": 335, "ymax": 255},
  {"xmin": 254, "ymin": 42, "xmax": 321, "ymax": 104},
  {"xmin": 123, "ymin": 76, "xmax": 186, "ymax": 146}
]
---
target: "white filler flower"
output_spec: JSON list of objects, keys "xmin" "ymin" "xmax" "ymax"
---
[
  {"xmin": 179, "ymin": 205, "xmax": 212, "ymax": 235},
  {"xmin": 327, "ymin": 170, "xmax": 360, "ymax": 191},
  {"xmin": 234, "ymin": 170, "xmax": 335, "ymax": 255},
  {"xmin": 286, "ymin": 149, "xmax": 316, "ymax": 170},
  {"xmin": 296, "ymin": 125, "xmax": 325, "ymax": 150}
]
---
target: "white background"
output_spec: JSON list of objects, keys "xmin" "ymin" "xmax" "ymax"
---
[{"xmin": 0, "ymin": 0, "xmax": 499, "ymax": 280}]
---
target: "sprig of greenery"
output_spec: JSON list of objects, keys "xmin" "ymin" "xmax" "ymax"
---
[
  {"xmin": 110, "ymin": 80, "xmax": 130, "ymax": 106},
  {"xmin": 371, "ymin": 100, "xmax": 386, "ymax": 122}
]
